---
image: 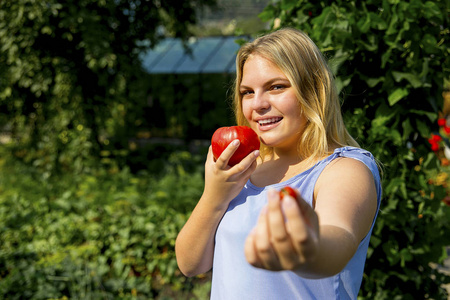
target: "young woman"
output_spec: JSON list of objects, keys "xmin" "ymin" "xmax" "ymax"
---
[{"xmin": 175, "ymin": 27, "xmax": 381, "ymax": 299}]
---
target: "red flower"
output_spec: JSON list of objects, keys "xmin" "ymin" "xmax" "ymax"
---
[
  {"xmin": 438, "ymin": 118, "xmax": 446, "ymax": 127},
  {"xmin": 429, "ymin": 134, "xmax": 442, "ymax": 143},
  {"xmin": 444, "ymin": 126, "xmax": 450, "ymax": 134},
  {"xmin": 428, "ymin": 133, "xmax": 445, "ymax": 152},
  {"xmin": 431, "ymin": 142, "xmax": 440, "ymax": 152}
]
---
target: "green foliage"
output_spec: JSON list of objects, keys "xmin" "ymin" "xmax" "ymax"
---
[
  {"xmin": 0, "ymin": 149, "xmax": 210, "ymax": 299},
  {"xmin": 0, "ymin": 0, "xmax": 216, "ymax": 176},
  {"xmin": 2, "ymin": 0, "xmax": 449, "ymax": 298},
  {"xmin": 141, "ymin": 73, "xmax": 235, "ymax": 140},
  {"xmin": 258, "ymin": 0, "xmax": 450, "ymax": 298}
]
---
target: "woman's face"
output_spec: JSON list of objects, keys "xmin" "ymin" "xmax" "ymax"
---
[{"xmin": 240, "ymin": 54, "xmax": 307, "ymax": 155}]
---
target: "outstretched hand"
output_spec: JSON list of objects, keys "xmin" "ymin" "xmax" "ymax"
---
[{"xmin": 244, "ymin": 188, "xmax": 320, "ymax": 271}]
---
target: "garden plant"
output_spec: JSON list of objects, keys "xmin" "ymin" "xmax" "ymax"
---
[{"xmin": 0, "ymin": 0, "xmax": 449, "ymax": 299}]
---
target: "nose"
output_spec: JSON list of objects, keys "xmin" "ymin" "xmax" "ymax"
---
[{"xmin": 251, "ymin": 91, "xmax": 270, "ymax": 112}]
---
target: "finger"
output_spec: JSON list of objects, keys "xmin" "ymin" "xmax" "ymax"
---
[
  {"xmin": 282, "ymin": 195, "xmax": 318, "ymax": 258},
  {"xmin": 231, "ymin": 150, "xmax": 259, "ymax": 176},
  {"xmin": 240, "ymin": 149, "xmax": 260, "ymax": 167},
  {"xmin": 296, "ymin": 195, "xmax": 320, "ymax": 244},
  {"xmin": 295, "ymin": 194, "xmax": 319, "ymax": 230},
  {"xmin": 254, "ymin": 205, "xmax": 281, "ymax": 270},
  {"xmin": 215, "ymin": 139, "xmax": 240, "ymax": 169},
  {"xmin": 282, "ymin": 195, "xmax": 308, "ymax": 239},
  {"xmin": 267, "ymin": 189, "xmax": 287, "ymax": 236},
  {"xmin": 244, "ymin": 228, "xmax": 263, "ymax": 268},
  {"xmin": 205, "ymin": 146, "xmax": 215, "ymax": 165},
  {"xmin": 266, "ymin": 190, "xmax": 298, "ymax": 267}
]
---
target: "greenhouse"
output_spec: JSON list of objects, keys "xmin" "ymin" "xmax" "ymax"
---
[{"xmin": 140, "ymin": 36, "xmax": 243, "ymax": 74}]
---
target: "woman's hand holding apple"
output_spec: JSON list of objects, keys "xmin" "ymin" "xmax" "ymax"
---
[{"xmin": 203, "ymin": 126, "xmax": 260, "ymax": 209}]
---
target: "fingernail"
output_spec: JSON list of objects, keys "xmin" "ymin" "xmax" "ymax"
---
[
  {"xmin": 254, "ymin": 150, "xmax": 260, "ymax": 157},
  {"xmin": 232, "ymin": 139, "xmax": 240, "ymax": 146},
  {"xmin": 267, "ymin": 188, "xmax": 277, "ymax": 198},
  {"xmin": 282, "ymin": 195, "xmax": 296, "ymax": 209}
]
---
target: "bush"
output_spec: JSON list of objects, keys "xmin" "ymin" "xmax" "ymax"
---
[
  {"xmin": 258, "ymin": 0, "xmax": 450, "ymax": 298},
  {"xmin": 0, "ymin": 149, "xmax": 209, "ymax": 299}
]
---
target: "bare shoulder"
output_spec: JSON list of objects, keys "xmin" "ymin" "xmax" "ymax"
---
[
  {"xmin": 315, "ymin": 157, "xmax": 376, "ymax": 201},
  {"xmin": 317, "ymin": 157, "xmax": 375, "ymax": 190}
]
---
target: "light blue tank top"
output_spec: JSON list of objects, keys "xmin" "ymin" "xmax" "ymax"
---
[{"xmin": 210, "ymin": 147, "xmax": 382, "ymax": 300}]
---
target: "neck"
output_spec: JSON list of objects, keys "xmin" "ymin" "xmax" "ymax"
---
[{"xmin": 264, "ymin": 145, "xmax": 303, "ymax": 164}]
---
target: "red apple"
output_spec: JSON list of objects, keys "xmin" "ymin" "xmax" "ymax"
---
[
  {"xmin": 279, "ymin": 186, "xmax": 297, "ymax": 200},
  {"xmin": 211, "ymin": 126, "xmax": 260, "ymax": 166}
]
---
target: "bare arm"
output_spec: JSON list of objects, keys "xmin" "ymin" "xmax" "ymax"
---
[
  {"xmin": 244, "ymin": 158, "xmax": 378, "ymax": 278},
  {"xmin": 175, "ymin": 192, "xmax": 228, "ymax": 277},
  {"xmin": 175, "ymin": 142, "xmax": 259, "ymax": 277}
]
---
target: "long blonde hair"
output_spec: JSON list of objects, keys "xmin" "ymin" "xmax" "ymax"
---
[{"xmin": 233, "ymin": 27, "xmax": 359, "ymax": 161}]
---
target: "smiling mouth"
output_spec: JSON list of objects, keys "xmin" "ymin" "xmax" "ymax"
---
[{"xmin": 257, "ymin": 117, "xmax": 282, "ymax": 126}]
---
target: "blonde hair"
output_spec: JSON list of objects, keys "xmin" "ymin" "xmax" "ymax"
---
[{"xmin": 233, "ymin": 27, "xmax": 359, "ymax": 162}]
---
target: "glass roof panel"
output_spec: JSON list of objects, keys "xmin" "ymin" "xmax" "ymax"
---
[
  {"xmin": 140, "ymin": 36, "xmax": 246, "ymax": 74},
  {"xmin": 176, "ymin": 37, "xmax": 223, "ymax": 73},
  {"xmin": 140, "ymin": 39, "xmax": 176, "ymax": 73},
  {"xmin": 149, "ymin": 39, "xmax": 194, "ymax": 73},
  {"xmin": 202, "ymin": 37, "xmax": 240, "ymax": 73}
]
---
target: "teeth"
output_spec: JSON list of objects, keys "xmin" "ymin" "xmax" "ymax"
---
[{"xmin": 258, "ymin": 118, "xmax": 281, "ymax": 125}]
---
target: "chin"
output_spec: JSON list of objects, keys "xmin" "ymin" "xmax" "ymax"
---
[{"xmin": 259, "ymin": 138, "xmax": 278, "ymax": 148}]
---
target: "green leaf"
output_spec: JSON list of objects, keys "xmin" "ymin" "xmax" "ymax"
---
[
  {"xmin": 328, "ymin": 50, "xmax": 350, "ymax": 74},
  {"xmin": 357, "ymin": 13, "xmax": 371, "ymax": 33},
  {"xmin": 410, "ymin": 109, "xmax": 437, "ymax": 122},
  {"xmin": 384, "ymin": 174, "xmax": 402, "ymax": 198},
  {"xmin": 391, "ymin": 71, "xmax": 422, "ymax": 88},
  {"xmin": 423, "ymin": 1, "xmax": 442, "ymax": 22},
  {"xmin": 422, "ymin": 152, "xmax": 437, "ymax": 169},
  {"xmin": 366, "ymin": 77, "xmax": 384, "ymax": 88},
  {"xmin": 418, "ymin": 58, "xmax": 430, "ymax": 78},
  {"xmin": 381, "ymin": 49, "xmax": 392, "ymax": 68},
  {"xmin": 369, "ymin": 12, "xmax": 388, "ymax": 30},
  {"xmin": 400, "ymin": 248, "xmax": 413, "ymax": 267},
  {"xmin": 402, "ymin": 119, "xmax": 412, "ymax": 140},
  {"xmin": 372, "ymin": 115, "xmax": 391, "ymax": 128},
  {"xmin": 415, "ymin": 119, "xmax": 430, "ymax": 137},
  {"xmin": 386, "ymin": 11, "xmax": 398, "ymax": 35},
  {"xmin": 295, "ymin": 10, "xmax": 310, "ymax": 25},
  {"xmin": 418, "ymin": 201, "xmax": 425, "ymax": 214},
  {"xmin": 417, "ymin": 174, "xmax": 427, "ymax": 189},
  {"xmin": 281, "ymin": 0, "xmax": 297, "ymax": 11},
  {"xmin": 373, "ymin": 103, "xmax": 397, "ymax": 126},
  {"xmin": 390, "ymin": 129, "xmax": 402, "ymax": 145},
  {"xmin": 388, "ymin": 88, "xmax": 409, "ymax": 106},
  {"xmin": 404, "ymin": 227, "xmax": 415, "ymax": 242},
  {"xmin": 421, "ymin": 33, "xmax": 438, "ymax": 54},
  {"xmin": 258, "ymin": 5, "xmax": 276, "ymax": 22},
  {"xmin": 312, "ymin": 7, "xmax": 332, "ymax": 27},
  {"xmin": 41, "ymin": 26, "xmax": 52, "ymax": 35},
  {"xmin": 335, "ymin": 76, "xmax": 351, "ymax": 94}
]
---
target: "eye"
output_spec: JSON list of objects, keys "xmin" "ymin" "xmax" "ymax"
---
[
  {"xmin": 271, "ymin": 84, "xmax": 285, "ymax": 90},
  {"xmin": 240, "ymin": 90, "xmax": 253, "ymax": 96}
]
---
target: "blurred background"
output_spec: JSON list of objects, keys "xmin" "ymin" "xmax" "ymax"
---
[{"xmin": 0, "ymin": 0, "xmax": 449, "ymax": 299}]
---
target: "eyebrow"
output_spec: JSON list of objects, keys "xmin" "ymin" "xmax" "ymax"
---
[{"xmin": 239, "ymin": 77, "xmax": 290, "ymax": 90}]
